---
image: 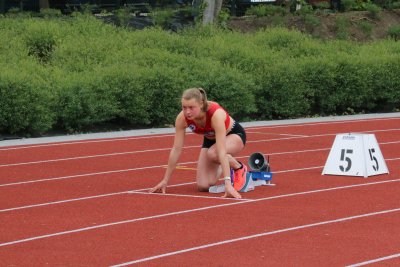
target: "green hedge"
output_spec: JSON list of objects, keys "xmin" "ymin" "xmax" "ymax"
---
[
  {"xmin": 0, "ymin": 62, "xmax": 55, "ymax": 135},
  {"xmin": 0, "ymin": 15, "xmax": 399, "ymax": 136}
]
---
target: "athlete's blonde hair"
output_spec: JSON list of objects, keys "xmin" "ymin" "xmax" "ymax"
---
[{"xmin": 182, "ymin": 88, "xmax": 208, "ymax": 112}]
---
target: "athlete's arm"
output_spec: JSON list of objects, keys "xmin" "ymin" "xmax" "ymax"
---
[
  {"xmin": 212, "ymin": 109, "xmax": 241, "ymax": 199},
  {"xmin": 149, "ymin": 112, "xmax": 186, "ymax": 193}
]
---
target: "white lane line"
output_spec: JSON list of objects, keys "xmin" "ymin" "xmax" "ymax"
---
[
  {"xmin": 249, "ymin": 128, "xmax": 400, "ymax": 144},
  {"xmin": 1, "ymin": 152, "xmax": 399, "ymax": 197},
  {"xmin": 0, "ymin": 135, "xmax": 311, "ymax": 167},
  {"xmin": 245, "ymin": 117, "xmax": 400, "ymax": 130},
  {"xmin": 274, "ymin": 156, "xmax": 400, "ymax": 174},
  {"xmin": 2, "ymin": 116, "xmax": 398, "ymax": 151},
  {"xmin": 0, "ymin": 182, "xmax": 194, "ymax": 213},
  {"xmin": 346, "ymin": 253, "xmax": 400, "ymax": 267},
  {"xmin": 1, "ymin": 129, "xmax": 399, "ymax": 168},
  {"xmin": 110, "ymin": 207, "xmax": 400, "ymax": 266},
  {"xmin": 246, "ymin": 132, "xmax": 310, "ymax": 137},
  {"xmin": 1, "ymin": 179, "xmax": 400, "ymax": 247},
  {"xmin": 0, "ymin": 185, "xmax": 244, "ymax": 213},
  {"xmin": 275, "ymin": 166, "xmax": 324, "ymax": 173},
  {"xmin": 126, "ymin": 191, "xmax": 251, "ymax": 201},
  {"xmin": 0, "ymin": 165, "xmax": 164, "ymax": 187},
  {"xmin": 1, "ymin": 145, "xmax": 399, "ymax": 188},
  {"xmin": 0, "ymin": 146, "xmax": 195, "ymax": 168},
  {"xmin": 0, "ymin": 147, "xmax": 307, "ymax": 187},
  {"xmin": 0, "ymin": 133, "xmax": 177, "ymax": 151},
  {"xmin": 0, "ymin": 200, "xmax": 254, "ymax": 248}
]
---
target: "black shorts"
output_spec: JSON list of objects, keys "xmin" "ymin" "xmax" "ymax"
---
[{"xmin": 202, "ymin": 121, "xmax": 247, "ymax": 149}]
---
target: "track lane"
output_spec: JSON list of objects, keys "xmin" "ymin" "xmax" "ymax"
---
[
  {"xmin": 0, "ymin": 144, "xmax": 398, "ymax": 211},
  {"xmin": 0, "ymin": 117, "xmax": 398, "ymax": 165},
  {"xmin": 0, "ymin": 116, "xmax": 399, "ymax": 266},
  {"xmin": 0, "ymin": 131, "xmax": 398, "ymax": 185},
  {"xmin": 0, "ymin": 180, "xmax": 399, "ymax": 266},
  {"xmin": 128, "ymin": 211, "xmax": 400, "ymax": 267}
]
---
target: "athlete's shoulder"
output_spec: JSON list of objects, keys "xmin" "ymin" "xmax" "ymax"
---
[{"xmin": 175, "ymin": 111, "xmax": 188, "ymax": 128}]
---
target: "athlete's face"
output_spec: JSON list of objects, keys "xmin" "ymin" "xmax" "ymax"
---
[{"xmin": 182, "ymin": 98, "xmax": 203, "ymax": 120}]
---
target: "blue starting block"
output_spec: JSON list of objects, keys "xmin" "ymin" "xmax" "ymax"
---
[
  {"xmin": 247, "ymin": 171, "xmax": 275, "ymax": 187},
  {"xmin": 247, "ymin": 152, "xmax": 275, "ymax": 187},
  {"xmin": 249, "ymin": 171, "xmax": 272, "ymax": 181}
]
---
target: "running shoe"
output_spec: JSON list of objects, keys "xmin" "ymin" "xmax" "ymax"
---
[
  {"xmin": 233, "ymin": 163, "xmax": 248, "ymax": 191},
  {"xmin": 208, "ymin": 184, "xmax": 225, "ymax": 193}
]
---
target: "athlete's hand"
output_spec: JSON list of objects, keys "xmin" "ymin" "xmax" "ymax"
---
[
  {"xmin": 222, "ymin": 183, "xmax": 242, "ymax": 199},
  {"xmin": 149, "ymin": 180, "xmax": 168, "ymax": 194}
]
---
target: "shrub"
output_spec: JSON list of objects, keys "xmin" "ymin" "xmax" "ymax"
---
[
  {"xmin": 358, "ymin": 20, "xmax": 374, "ymax": 38},
  {"xmin": 255, "ymin": 62, "xmax": 314, "ymax": 119},
  {"xmin": 25, "ymin": 29, "xmax": 56, "ymax": 63},
  {"xmin": 304, "ymin": 14, "xmax": 321, "ymax": 29},
  {"xmin": 55, "ymin": 73, "xmax": 121, "ymax": 132},
  {"xmin": 245, "ymin": 4, "xmax": 286, "ymax": 17},
  {"xmin": 151, "ymin": 8, "xmax": 175, "ymax": 29},
  {"xmin": 1, "ymin": 16, "xmax": 400, "ymax": 135},
  {"xmin": 387, "ymin": 25, "xmax": 400, "ymax": 41},
  {"xmin": 115, "ymin": 8, "xmax": 131, "ymax": 27},
  {"xmin": 335, "ymin": 16, "xmax": 350, "ymax": 39},
  {"xmin": 364, "ymin": 3, "xmax": 381, "ymax": 19},
  {"xmin": 0, "ymin": 65, "xmax": 55, "ymax": 135},
  {"xmin": 341, "ymin": 0, "xmax": 356, "ymax": 11},
  {"xmin": 392, "ymin": 1, "xmax": 400, "ymax": 8},
  {"xmin": 39, "ymin": 8, "xmax": 63, "ymax": 18}
]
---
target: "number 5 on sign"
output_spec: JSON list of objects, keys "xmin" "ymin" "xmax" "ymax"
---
[{"xmin": 322, "ymin": 133, "xmax": 389, "ymax": 178}]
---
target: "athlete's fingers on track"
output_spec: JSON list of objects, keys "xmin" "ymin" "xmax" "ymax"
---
[
  {"xmin": 222, "ymin": 191, "xmax": 242, "ymax": 199},
  {"xmin": 149, "ymin": 184, "xmax": 167, "ymax": 194}
]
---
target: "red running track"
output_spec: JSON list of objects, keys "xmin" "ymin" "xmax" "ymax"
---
[{"xmin": 0, "ymin": 116, "xmax": 400, "ymax": 266}]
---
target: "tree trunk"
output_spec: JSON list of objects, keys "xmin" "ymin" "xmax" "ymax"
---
[
  {"xmin": 202, "ymin": 0, "xmax": 215, "ymax": 24},
  {"xmin": 213, "ymin": 0, "xmax": 223, "ymax": 20},
  {"xmin": 39, "ymin": 0, "xmax": 50, "ymax": 9}
]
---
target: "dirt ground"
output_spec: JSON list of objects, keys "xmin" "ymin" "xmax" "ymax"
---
[{"xmin": 228, "ymin": 9, "xmax": 400, "ymax": 41}]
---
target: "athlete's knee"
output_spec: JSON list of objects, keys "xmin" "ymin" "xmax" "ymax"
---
[
  {"xmin": 206, "ymin": 148, "xmax": 219, "ymax": 163},
  {"xmin": 196, "ymin": 181, "xmax": 209, "ymax": 192}
]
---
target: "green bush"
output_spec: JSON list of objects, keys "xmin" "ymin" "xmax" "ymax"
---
[
  {"xmin": 341, "ymin": 0, "xmax": 356, "ymax": 11},
  {"xmin": 392, "ymin": 1, "xmax": 400, "ymax": 8},
  {"xmin": 25, "ymin": 29, "xmax": 56, "ymax": 63},
  {"xmin": 0, "ymin": 64, "xmax": 55, "ymax": 135},
  {"xmin": 255, "ymin": 62, "xmax": 314, "ymax": 119},
  {"xmin": 304, "ymin": 14, "xmax": 321, "ymax": 29},
  {"xmin": 1, "ymin": 16, "xmax": 400, "ymax": 136},
  {"xmin": 358, "ymin": 20, "xmax": 374, "ymax": 38},
  {"xmin": 335, "ymin": 16, "xmax": 350, "ymax": 39},
  {"xmin": 387, "ymin": 25, "xmax": 400, "ymax": 40},
  {"xmin": 364, "ymin": 3, "xmax": 381, "ymax": 19},
  {"xmin": 182, "ymin": 59, "xmax": 257, "ymax": 120},
  {"xmin": 151, "ymin": 8, "xmax": 175, "ymax": 29},
  {"xmin": 55, "ymin": 73, "xmax": 121, "ymax": 132},
  {"xmin": 39, "ymin": 8, "xmax": 63, "ymax": 18},
  {"xmin": 367, "ymin": 57, "xmax": 400, "ymax": 111},
  {"xmin": 245, "ymin": 4, "xmax": 286, "ymax": 17}
]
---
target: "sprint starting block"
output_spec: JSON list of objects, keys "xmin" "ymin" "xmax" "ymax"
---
[
  {"xmin": 247, "ymin": 152, "xmax": 275, "ymax": 188},
  {"xmin": 248, "ymin": 171, "xmax": 274, "ymax": 187},
  {"xmin": 209, "ymin": 152, "xmax": 274, "ymax": 194}
]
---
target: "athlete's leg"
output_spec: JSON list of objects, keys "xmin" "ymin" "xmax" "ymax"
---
[
  {"xmin": 196, "ymin": 148, "xmax": 220, "ymax": 191},
  {"xmin": 206, "ymin": 134, "xmax": 245, "ymax": 169}
]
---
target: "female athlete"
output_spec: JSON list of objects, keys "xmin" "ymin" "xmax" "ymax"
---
[{"xmin": 149, "ymin": 88, "xmax": 247, "ymax": 199}]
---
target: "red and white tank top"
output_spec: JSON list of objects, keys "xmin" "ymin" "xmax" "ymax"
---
[{"xmin": 185, "ymin": 102, "xmax": 230, "ymax": 138}]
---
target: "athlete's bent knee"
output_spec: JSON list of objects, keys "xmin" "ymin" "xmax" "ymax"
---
[
  {"xmin": 206, "ymin": 148, "xmax": 219, "ymax": 163},
  {"xmin": 196, "ymin": 181, "xmax": 209, "ymax": 192}
]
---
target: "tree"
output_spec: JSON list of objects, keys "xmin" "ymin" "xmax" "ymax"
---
[{"xmin": 202, "ymin": 0, "xmax": 223, "ymax": 24}]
